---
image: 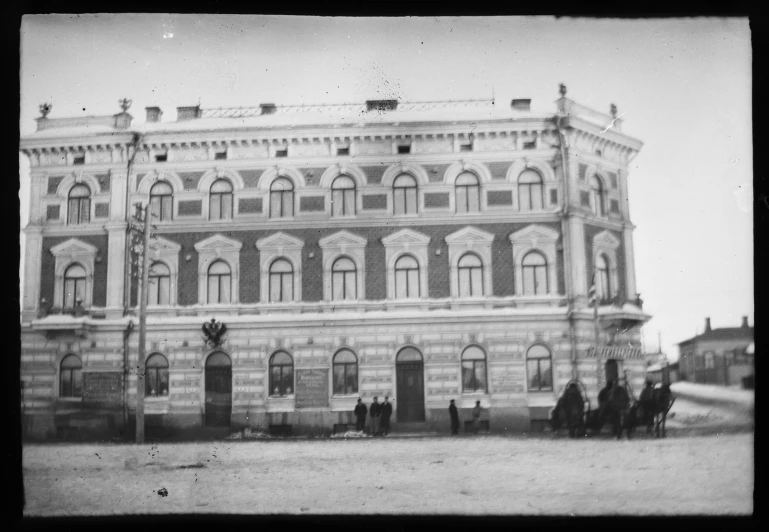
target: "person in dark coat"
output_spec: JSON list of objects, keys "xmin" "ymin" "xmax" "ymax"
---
[
  {"xmin": 354, "ymin": 398, "xmax": 368, "ymax": 432},
  {"xmin": 472, "ymin": 401, "xmax": 482, "ymax": 434},
  {"xmin": 449, "ymin": 399, "xmax": 460, "ymax": 435},
  {"xmin": 638, "ymin": 380, "xmax": 655, "ymax": 427},
  {"xmin": 369, "ymin": 397, "xmax": 381, "ymax": 436},
  {"xmin": 380, "ymin": 396, "xmax": 393, "ymax": 436}
]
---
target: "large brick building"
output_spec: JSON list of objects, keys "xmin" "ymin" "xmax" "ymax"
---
[{"xmin": 20, "ymin": 89, "xmax": 650, "ymax": 440}]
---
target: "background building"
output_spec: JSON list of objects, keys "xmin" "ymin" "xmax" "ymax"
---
[
  {"xmin": 19, "ymin": 88, "xmax": 650, "ymax": 440},
  {"xmin": 678, "ymin": 317, "xmax": 754, "ymax": 387}
]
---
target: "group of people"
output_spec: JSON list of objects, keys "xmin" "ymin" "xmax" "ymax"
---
[
  {"xmin": 354, "ymin": 396, "xmax": 393, "ymax": 436},
  {"xmin": 354, "ymin": 397, "xmax": 484, "ymax": 436}
]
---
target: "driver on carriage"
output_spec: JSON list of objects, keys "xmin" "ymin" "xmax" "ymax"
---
[
  {"xmin": 638, "ymin": 380, "xmax": 655, "ymax": 425},
  {"xmin": 597, "ymin": 379, "xmax": 615, "ymax": 418}
]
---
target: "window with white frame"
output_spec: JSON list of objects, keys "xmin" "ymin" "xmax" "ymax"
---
[
  {"xmin": 445, "ymin": 226, "xmax": 494, "ymax": 299},
  {"xmin": 591, "ymin": 230, "xmax": 621, "ymax": 302},
  {"xmin": 269, "ymin": 258, "xmax": 294, "ymax": 302},
  {"xmin": 382, "ymin": 229, "xmax": 430, "ymax": 301},
  {"xmin": 150, "ymin": 181, "xmax": 173, "ymax": 222},
  {"xmin": 455, "ymin": 172, "xmax": 480, "ymax": 214},
  {"xmin": 194, "ymin": 234, "xmax": 242, "ymax": 305},
  {"xmin": 595, "ymin": 253, "xmax": 611, "ymax": 301},
  {"xmin": 59, "ymin": 354, "xmax": 83, "ymax": 398},
  {"xmin": 209, "ymin": 179, "xmax": 233, "ymax": 220},
  {"xmin": 270, "ymin": 351, "xmax": 294, "ymax": 396},
  {"xmin": 393, "ymin": 174, "xmax": 418, "ymax": 215},
  {"xmin": 318, "ymin": 230, "xmax": 366, "ymax": 302},
  {"xmin": 51, "ymin": 238, "xmax": 97, "ymax": 309},
  {"xmin": 256, "ymin": 232, "xmax": 303, "ymax": 303},
  {"xmin": 526, "ymin": 344, "xmax": 553, "ymax": 391},
  {"xmin": 331, "ymin": 175, "xmax": 356, "ymax": 216},
  {"xmin": 331, "ymin": 257, "xmax": 357, "ymax": 300},
  {"xmin": 67, "ymin": 184, "xmax": 91, "ymax": 224},
  {"xmin": 394, "ymin": 255, "xmax": 420, "ymax": 299},
  {"xmin": 148, "ymin": 261, "xmax": 171, "ymax": 306},
  {"xmin": 207, "ymin": 260, "xmax": 232, "ymax": 304},
  {"xmin": 461, "ymin": 345, "xmax": 488, "ymax": 393},
  {"xmin": 333, "ymin": 349, "xmax": 358, "ymax": 395},
  {"xmin": 518, "ymin": 169, "xmax": 544, "ymax": 212},
  {"xmin": 457, "ymin": 253, "xmax": 484, "ymax": 297},
  {"xmin": 63, "ymin": 263, "xmax": 86, "ymax": 308},
  {"xmin": 270, "ymin": 177, "xmax": 294, "ymax": 218},
  {"xmin": 509, "ymin": 224, "xmax": 559, "ymax": 297},
  {"xmin": 145, "ymin": 353, "xmax": 169, "ymax": 397},
  {"xmin": 522, "ymin": 251, "xmax": 548, "ymax": 295}
]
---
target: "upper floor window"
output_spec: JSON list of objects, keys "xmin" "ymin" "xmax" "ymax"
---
[
  {"xmin": 331, "ymin": 257, "xmax": 357, "ymax": 301},
  {"xmin": 59, "ymin": 354, "xmax": 83, "ymax": 398},
  {"xmin": 207, "ymin": 260, "xmax": 232, "ymax": 304},
  {"xmin": 269, "ymin": 258, "xmax": 294, "ymax": 302},
  {"xmin": 526, "ymin": 344, "xmax": 553, "ymax": 391},
  {"xmin": 67, "ymin": 184, "xmax": 91, "ymax": 225},
  {"xmin": 455, "ymin": 172, "xmax": 480, "ymax": 214},
  {"xmin": 522, "ymin": 251, "xmax": 548, "ymax": 295},
  {"xmin": 145, "ymin": 353, "xmax": 169, "ymax": 397},
  {"xmin": 393, "ymin": 174, "xmax": 418, "ymax": 215},
  {"xmin": 150, "ymin": 181, "xmax": 173, "ymax": 222},
  {"xmin": 73, "ymin": 154, "xmax": 86, "ymax": 165},
  {"xmin": 270, "ymin": 178, "xmax": 294, "ymax": 218},
  {"xmin": 270, "ymin": 351, "xmax": 294, "ymax": 396},
  {"xmin": 332, "ymin": 349, "xmax": 358, "ymax": 395},
  {"xmin": 397, "ymin": 144, "xmax": 411, "ymax": 154},
  {"xmin": 331, "ymin": 176, "xmax": 356, "ymax": 217},
  {"xmin": 209, "ymin": 179, "xmax": 233, "ymax": 220},
  {"xmin": 518, "ymin": 170, "xmax": 544, "ymax": 212},
  {"xmin": 148, "ymin": 261, "xmax": 171, "ymax": 306},
  {"xmin": 63, "ymin": 263, "xmax": 86, "ymax": 308},
  {"xmin": 596, "ymin": 254, "xmax": 611, "ymax": 301},
  {"xmin": 461, "ymin": 346, "xmax": 488, "ymax": 393},
  {"xmin": 457, "ymin": 253, "xmax": 483, "ymax": 297},
  {"xmin": 590, "ymin": 176, "xmax": 605, "ymax": 217},
  {"xmin": 394, "ymin": 255, "xmax": 420, "ymax": 299}
]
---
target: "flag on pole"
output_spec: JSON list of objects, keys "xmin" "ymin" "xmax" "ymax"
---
[{"xmin": 588, "ymin": 271, "xmax": 597, "ymax": 306}]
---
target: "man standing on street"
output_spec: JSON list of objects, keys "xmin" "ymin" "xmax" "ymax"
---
[
  {"xmin": 354, "ymin": 398, "xmax": 368, "ymax": 432},
  {"xmin": 369, "ymin": 396, "xmax": 381, "ymax": 436},
  {"xmin": 449, "ymin": 399, "xmax": 460, "ymax": 435},
  {"xmin": 380, "ymin": 396, "xmax": 393, "ymax": 436},
  {"xmin": 472, "ymin": 400, "xmax": 482, "ymax": 434}
]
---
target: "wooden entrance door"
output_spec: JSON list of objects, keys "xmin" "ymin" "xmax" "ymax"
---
[
  {"xmin": 396, "ymin": 347, "xmax": 425, "ymax": 422},
  {"xmin": 205, "ymin": 352, "xmax": 232, "ymax": 427},
  {"xmin": 605, "ymin": 359, "xmax": 619, "ymax": 384}
]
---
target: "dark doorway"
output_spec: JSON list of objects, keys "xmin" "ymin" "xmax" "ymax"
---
[
  {"xmin": 396, "ymin": 347, "xmax": 425, "ymax": 422},
  {"xmin": 205, "ymin": 352, "xmax": 232, "ymax": 427},
  {"xmin": 605, "ymin": 359, "xmax": 619, "ymax": 384}
]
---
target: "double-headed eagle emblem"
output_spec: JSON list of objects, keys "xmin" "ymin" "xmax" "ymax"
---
[{"xmin": 202, "ymin": 318, "xmax": 227, "ymax": 348}]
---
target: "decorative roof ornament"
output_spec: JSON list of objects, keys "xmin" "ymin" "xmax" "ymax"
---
[
  {"xmin": 558, "ymin": 83, "xmax": 567, "ymax": 98},
  {"xmin": 119, "ymin": 98, "xmax": 132, "ymax": 112},
  {"xmin": 610, "ymin": 103, "xmax": 618, "ymax": 119},
  {"xmin": 39, "ymin": 103, "xmax": 52, "ymax": 118}
]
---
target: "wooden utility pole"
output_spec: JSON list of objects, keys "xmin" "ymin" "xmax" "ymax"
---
[{"xmin": 135, "ymin": 204, "xmax": 151, "ymax": 444}]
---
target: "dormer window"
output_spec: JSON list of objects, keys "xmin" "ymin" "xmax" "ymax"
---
[
  {"xmin": 336, "ymin": 147, "xmax": 350, "ymax": 156},
  {"xmin": 215, "ymin": 150, "xmax": 227, "ymax": 160},
  {"xmin": 155, "ymin": 152, "xmax": 168, "ymax": 162},
  {"xmin": 275, "ymin": 148, "xmax": 288, "ymax": 158},
  {"xmin": 73, "ymin": 154, "xmax": 85, "ymax": 165},
  {"xmin": 397, "ymin": 145, "xmax": 411, "ymax": 154}
]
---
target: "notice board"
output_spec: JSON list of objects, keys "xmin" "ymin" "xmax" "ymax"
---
[
  {"xmin": 83, "ymin": 372, "xmax": 122, "ymax": 408},
  {"xmin": 295, "ymin": 368, "xmax": 329, "ymax": 408}
]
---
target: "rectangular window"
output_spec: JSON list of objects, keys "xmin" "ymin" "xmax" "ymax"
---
[
  {"xmin": 275, "ymin": 148, "xmax": 288, "ymax": 158},
  {"xmin": 155, "ymin": 153, "xmax": 168, "ymax": 162},
  {"xmin": 459, "ymin": 143, "xmax": 473, "ymax": 152},
  {"xmin": 336, "ymin": 147, "xmax": 350, "ymax": 156},
  {"xmin": 523, "ymin": 140, "xmax": 536, "ymax": 150},
  {"xmin": 73, "ymin": 154, "xmax": 85, "ymax": 165},
  {"xmin": 215, "ymin": 151, "xmax": 227, "ymax": 160},
  {"xmin": 397, "ymin": 145, "xmax": 411, "ymax": 154}
]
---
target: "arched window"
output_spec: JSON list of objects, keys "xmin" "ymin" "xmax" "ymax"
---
[
  {"xmin": 209, "ymin": 179, "xmax": 233, "ymax": 220},
  {"xmin": 394, "ymin": 255, "xmax": 420, "ymax": 299},
  {"xmin": 67, "ymin": 184, "xmax": 91, "ymax": 224},
  {"xmin": 457, "ymin": 253, "xmax": 483, "ymax": 297},
  {"xmin": 269, "ymin": 259, "xmax": 294, "ymax": 302},
  {"xmin": 590, "ymin": 176, "xmax": 605, "ymax": 216},
  {"xmin": 269, "ymin": 351, "xmax": 294, "ymax": 396},
  {"xmin": 63, "ymin": 263, "xmax": 86, "ymax": 308},
  {"xmin": 461, "ymin": 346, "xmax": 488, "ymax": 393},
  {"xmin": 526, "ymin": 344, "xmax": 553, "ymax": 391},
  {"xmin": 455, "ymin": 172, "xmax": 480, "ymax": 214},
  {"xmin": 331, "ymin": 257, "xmax": 357, "ymax": 300},
  {"xmin": 393, "ymin": 174, "xmax": 418, "ymax": 215},
  {"xmin": 60, "ymin": 355, "xmax": 83, "ymax": 398},
  {"xmin": 148, "ymin": 262, "xmax": 171, "ymax": 306},
  {"xmin": 331, "ymin": 175, "xmax": 356, "ymax": 216},
  {"xmin": 518, "ymin": 169, "xmax": 543, "ymax": 212},
  {"xmin": 150, "ymin": 181, "xmax": 173, "ymax": 222},
  {"xmin": 596, "ymin": 254, "xmax": 611, "ymax": 301},
  {"xmin": 522, "ymin": 251, "xmax": 549, "ymax": 295},
  {"xmin": 332, "ymin": 349, "xmax": 358, "ymax": 395},
  {"xmin": 207, "ymin": 260, "xmax": 232, "ymax": 304},
  {"xmin": 270, "ymin": 178, "xmax": 294, "ymax": 218},
  {"xmin": 145, "ymin": 353, "xmax": 169, "ymax": 397}
]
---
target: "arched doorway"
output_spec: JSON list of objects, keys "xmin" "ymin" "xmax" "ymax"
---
[
  {"xmin": 205, "ymin": 352, "xmax": 232, "ymax": 427},
  {"xmin": 605, "ymin": 359, "xmax": 619, "ymax": 385},
  {"xmin": 396, "ymin": 347, "xmax": 425, "ymax": 422}
]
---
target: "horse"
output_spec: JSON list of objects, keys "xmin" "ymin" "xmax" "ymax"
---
[
  {"xmin": 591, "ymin": 381, "xmax": 636, "ymax": 439},
  {"xmin": 650, "ymin": 383, "xmax": 675, "ymax": 438},
  {"xmin": 550, "ymin": 382, "xmax": 586, "ymax": 438}
]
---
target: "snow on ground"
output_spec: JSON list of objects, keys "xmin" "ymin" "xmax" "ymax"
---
[
  {"xmin": 671, "ymin": 382, "xmax": 754, "ymax": 406},
  {"xmin": 23, "ymin": 433, "xmax": 752, "ymax": 516}
]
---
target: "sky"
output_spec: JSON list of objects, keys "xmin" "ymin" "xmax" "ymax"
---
[{"xmin": 19, "ymin": 15, "xmax": 753, "ymax": 360}]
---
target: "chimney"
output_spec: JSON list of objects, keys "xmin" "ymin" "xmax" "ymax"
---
[
  {"xmin": 704, "ymin": 317, "xmax": 712, "ymax": 332},
  {"xmin": 145, "ymin": 107, "xmax": 163, "ymax": 123},
  {"xmin": 366, "ymin": 99, "xmax": 398, "ymax": 112},
  {"xmin": 260, "ymin": 103, "xmax": 277, "ymax": 115},
  {"xmin": 511, "ymin": 99, "xmax": 531, "ymax": 111},
  {"xmin": 177, "ymin": 105, "xmax": 202, "ymax": 121},
  {"xmin": 741, "ymin": 316, "xmax": 749, "ymax": 328}
]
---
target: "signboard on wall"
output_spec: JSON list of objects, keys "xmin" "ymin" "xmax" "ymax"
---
[
  {"xmin": 295, "ymin": 369, "xmax": 329, "ymax": 408},
  {"xmin": 82, "ymin": 372, "xmax": 122, "ymax": 408}
]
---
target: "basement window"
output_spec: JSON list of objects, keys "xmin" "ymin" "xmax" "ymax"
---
[
  {"xmin": 73, "ymin": 154, "xmax": 85, "ymax": 165},
  {"xmin": 523, "ymin": 140, "xmax": 537, "ymax": 150},
  {"xmin": 336, "ymin": 147, "xmax": 350, "ymax": 156},
  {"xmin": 459, "ymin": 143, "xmax": 473, "ymax": 152},
  {"xmin": 215, "ymin": 150, "xmax": 227, "ymax": 160},
  {"xmin": 155, "ymin": 152, "xmax": 168, "ymax": 162},
  {"xmin": 397, "ymin": 145, "xmax": 411, "ymax": 154},
  {"xmin": 275, "ymin": 148, "xmax": 288, "ymax": 158}
]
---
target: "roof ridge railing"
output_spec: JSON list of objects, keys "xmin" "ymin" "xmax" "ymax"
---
[{"xmin": 199, "ymin": 99, "xmax": 496, "ymax": 119}]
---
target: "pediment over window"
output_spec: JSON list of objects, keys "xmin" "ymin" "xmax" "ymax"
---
[
  {"xmin": 319, "ymin": 230, "xmax": 367, "ymax": 249},
  {"xmin": 445, "ymin": 226, "xmax": 495, "ymax": 245},
  {"xmin": 509, "ymin": 224, "xmax": 560, "ymax": 244},
  {"xmin": 256, "ymin": 231, "xmax": 305, "ymax": 251},
  {"xmin": 149, "ymin": 236, "xmax": 182, "ymax": 254},
  {"xmin": 194, "ymin": 234, "xmax": 243, "ymax": 252},
  {"xmin": 593, "ymin": 230, "xmax": 621, "ymax": 249},
  {"xmin": 382, "ymin": 228, "xmax": 431, "ymax": 247},
  {"xmin": 50, "ymin": 238, "xmax": 98, "ymax": 257}
]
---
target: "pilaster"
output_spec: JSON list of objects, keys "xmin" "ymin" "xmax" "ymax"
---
[
  {"xmin": 567, "ymin": 216, "xmax": 588, "ymax": 299},
  {"xmin": 622, "ymin": 225, "xmax": 637, "ymax": 300},
  {"xmin": 21, "ymin": 224, "xmax": 44, "ymax": 322},
  {"xmin": 105, "ymin": 221, "xmax": 128, "ymax": 317},
  {"xmin": 28, "ymin": 174, "xmax": 47, "ymax": 224},
  {"xmin": 109, "ymin": 171, "xmax": 128, "ymax": 221}
]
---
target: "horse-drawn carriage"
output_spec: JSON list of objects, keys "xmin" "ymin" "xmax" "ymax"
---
[{"xmin": 550, "ymin": 378, "xmax": 675, "ymax": 439}]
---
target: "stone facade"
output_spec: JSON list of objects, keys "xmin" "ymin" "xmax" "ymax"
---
[{"xmin": 20, "ymin": 95, "xmax": 650, "ymax": 440}]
